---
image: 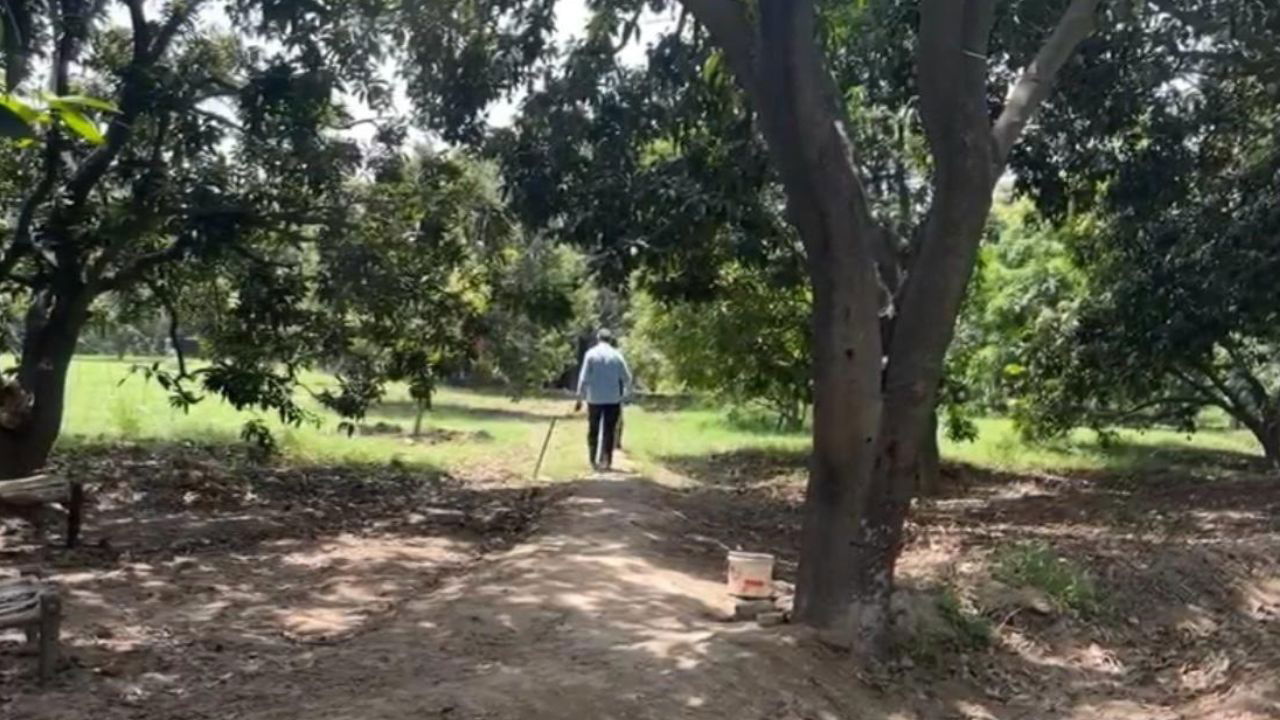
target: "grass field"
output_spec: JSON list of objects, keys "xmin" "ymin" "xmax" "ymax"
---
[{"xmin": 55, "ymin": 356, "xmax": 1263, "ymax": 480}]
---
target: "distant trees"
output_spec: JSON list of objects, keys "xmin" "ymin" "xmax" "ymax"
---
[
  {"xmin": 0, "ymin": 0, "xmax": 581, "ymax": 477},
  {"xmin": 1002, "ymin": 0, "xmax": 1280, "ymax": 465},
  {"xmin": 474, "ymin": 241, "xmax": 596, "ymax": 395},
  {"xmin": 630, "ymin": 264, "xmax": 811, "ymax": 429},
  {"xmin": 944, "ymin": 198, "xmax": 1090, "ymax": 429},
  {"xmin": 0, "ymin": 0, "xmax": 362, "ymax": 476}
]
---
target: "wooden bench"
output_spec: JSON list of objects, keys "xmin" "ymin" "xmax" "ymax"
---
[
  {"xmin": 0, "ymin": 578, "xmax": 61, "ymax": 683},
  {"xmin": 0, "ymin": 475, "xmax": 84, "ymax": 548}
]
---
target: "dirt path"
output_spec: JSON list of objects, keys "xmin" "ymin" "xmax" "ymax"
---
[
  {"xmin": 202, "ymin": 474, "xmax": 890, "ymax": 720},
  {"xmin": 5, "ymin": 463, "xmax": 893, "ymax": 720},
  {"xmin": 7, "ymin": 447, "xmax": 1279, "ymax": 719}
]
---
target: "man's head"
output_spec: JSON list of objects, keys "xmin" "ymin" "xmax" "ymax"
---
[{"xmin": 597, "ymin": 328, "xmax": 614, "ymax": 345}]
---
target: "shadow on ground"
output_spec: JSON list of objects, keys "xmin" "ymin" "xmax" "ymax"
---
[
  {"xmin": 2, "ymin": 440, "xmax": 1277, "ymax": 720},
  {"xmin": 371, "ymin": 399, "xmax": 560, "ymax": 425},
  {"xmin": 651, "ymin": 443, "xmax": 1280, "ymax": 720},
  {"xmin": 1049, "ymin": 434, "xmax": 1270, "ymax": 474},
  {"xmin": 0, "ymin": 443, "xmax": 893, "ymax": 720}
]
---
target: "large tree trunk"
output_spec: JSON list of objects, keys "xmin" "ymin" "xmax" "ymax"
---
[
  {"xmin": 1256, "ymin": 413, "xmax": 1280, "ymax": 469},
  {"xmin": 793, "ymin": 241, "xmax": 884, "ymax": 639},
  {"xmin": 679, "ymin": 0, "xmax": 1099, "ymax": 659},
  {"xmin": 917, "ymin": 410, "xmax": 942, "ymax": 496},
  {"xmin": 736, "ymin": 1, "xmax": 886, "ymax": 641},
  {"xmin": 845, "ymin": 183, "xmax": 995, "ymax": 656},
  {"xmin": 0, "ymin": 291, "xmax": 90, "ymax": 479},
  {"xmin": 827, "ymin": 0, "xmax": 1000, "ymax": 658},
  {"xmin": 1223, "ymin": 403, "xmax": 1280, "ymax": 469}
]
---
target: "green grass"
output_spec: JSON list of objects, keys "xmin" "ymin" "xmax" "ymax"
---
[
  {"xmin": 992, "ymin": 541, "xmax": 1102, "ymax": 616},
  {"xmin": 52, "ymin": 356, "xmax": 1264, "ymax": 482},
  {"xmin": 56, "ymin": 357, "xmax": 811, "ymax": 481},
  {"xmin": 942, "ymin": 417, "xmax": 1260, "ymax": 474},
  {"xmin": 935, "ymin": 587, "xmax": 993, "ymax": 651}
]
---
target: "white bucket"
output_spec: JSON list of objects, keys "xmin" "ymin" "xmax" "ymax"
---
[{"xmin": 727, "ymin": 551, "xmax": 775, "ymax": 598}]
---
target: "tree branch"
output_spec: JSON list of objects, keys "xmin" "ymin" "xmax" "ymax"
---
[
  {"xmin": 919, "ymin": 0, "xmax": 998, "ymax": 157},
  {"xmin": 1099, "ymin": 395, "xmax": 1221, "ymax": 423},
  {"xmin": 63, "ymin": 0, "xmax": 203, "ymax": 212},
  {"xmin": 100, "ymin": 207, "xmax": 333, "ymax": 292},
  {"xmin": 991, "ymin": 0, "xmax": 1101, "ymax": 168},
  {"xmin": 329, "ymin": 116, "xmax": 396, "ymax": 131},
  {"xmin": 101, "ymin": 237, "xmax": 197, "ymax": 292},
  {"xmin": 125, "ymin": 0, "xmax": 149, "ymax": 58},
  {"xmin": 150, "ymin": 0, "xmax": 196, "ymax": 61},
  {"xmin": 193, "ymin": 107, "xmax": 244, "ymax": 132},
  {"xmin": 883, "ymin": 0, "xmax": 1000, "ymax": 399},
  {"xmin": 1218, "ymin": 336, "xmax": 1271, "ymax": 413},
  {"xmin": 1173, "ymin": 362, "xmax": 1256, "ymax": 429},
  {"xmin": 228, "ymin": 243, "xmax": 294, "ymax": 269},
  {"xmin": 86, "ymin": 113, "xmax": 173, "ymax": 286},
  {"xmin": 2, "ymin": 0, "xmax": 76, "ymax": 277},
  {"xmin": 677, "ymin": 0, "xmax": 759, "ymax": 101},
  {"xmin": 50, "ymin": 0, "xmax": 77, "ymax": 95}
]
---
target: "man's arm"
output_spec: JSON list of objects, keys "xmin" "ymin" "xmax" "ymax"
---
[
  {"xmin": 619, "ymin": 354, "xmax": 633, "ymax": 401},
  {"xmin": 576, "ymin": 352, "xmax": 592, "ymax": 399}
]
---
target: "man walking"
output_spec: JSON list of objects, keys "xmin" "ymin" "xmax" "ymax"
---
[{"xmin": 575, "ymin": 328, "xmax": 631, "ymax": 470}]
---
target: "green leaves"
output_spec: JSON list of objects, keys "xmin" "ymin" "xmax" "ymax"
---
[
  {"xmin": 0, "ymin": 95, "xmax": 37, "ymax": 139},
  {"xmin": 0, "ymin": 94, "xmax": 38, "ymax": 124},
  {"xmin": 47, "ymin": 94, "xmax": 117, "ymax": 145},
  {"xmin": 0, "ymin": 102, "xmax": 34, "ymax": 139},
  {"xmin": 49, "ymin": 94, "xmax": 120, "ymax": 113},
  {"xmin": 0, "ymin": 93, "xmax": 117, "ymax": 145},
  {"xmin": 55, "ymin": 107, "xmax": 106, "ymax": 145}
]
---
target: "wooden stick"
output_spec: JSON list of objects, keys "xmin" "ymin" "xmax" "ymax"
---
[
  {"xmin": 532, "ymin": 417, "xmax": 558, "ymax": 481},
  {"xmin": 65, "ymin": 481, "xmax": 83, "ymax": 548},
  {"xmin": 38, "ymin": 591, "xmax": 60, "ymax": 683}
]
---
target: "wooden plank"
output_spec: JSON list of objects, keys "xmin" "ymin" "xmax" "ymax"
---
[
  {"xmin": 0, "ymin": 475, "xmax": 56, "ymax": 492},
  {"xmin": 0, "ymin": 581, "xmax": 42, "ymax": 629},
  {"xmin": 0, "ymin": 475, "xmax": 70, "ymax": 505},
  {"xmin": 0, "ymin": 605, "xmax": 41, "ymax": 628}
]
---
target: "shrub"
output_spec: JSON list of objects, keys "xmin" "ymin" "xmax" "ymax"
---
[{"xmin": 993, "ymin": 540, "xmax": 1101, "ymax": 616}]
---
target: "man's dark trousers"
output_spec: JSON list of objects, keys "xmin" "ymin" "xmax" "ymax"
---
[{"xmin": 587, "ymin": 403, "xmax": 621, "ymax": 468}]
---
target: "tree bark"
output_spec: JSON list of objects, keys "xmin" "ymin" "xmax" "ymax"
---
[
  {"xmin": 678, "ymin": 0, "xmax": 1100, "ymax": 658},
  {"xmin": 794, "ymin": 246, "xmax": 884, "ymax": 639},
  {"xmin": 729, "ymin": 0, "xmax": 885, "ymax": 642},
  {"xmin": 917, "ymin": 410, "xmax": 942, "ymax": 496},
  {"xmin": 1256, "ymin": 413, "xmax": 1280, "ymax": 468},
  {"xmin": 0, "ymin": 290, "xmax": 91, "ymax": 480}
]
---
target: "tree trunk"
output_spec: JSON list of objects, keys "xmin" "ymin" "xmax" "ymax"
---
[
  {"xmin": 0, "ymin": 291, "xmax": 90, "ymax": 480},
  {"xmin": 792, "ymin": 250, "xmax": 885, "ymax": 640},
  {"xmin": 738, "ymin": 2, "xmax": 888, "ymax": 643},
  {"xmin": 678, "ymin": 0, "xmax": 1098, "ymax": 660},
  {"xmin": 412, "ymin": 403, "xmax": 426, "ymax": 438},
  {"xmin": 917, "ymin": 409, "xmax": 942, "ymax": 496},
  {"xmin": 1256, "ymin": 414, "xmax": 1280, "ymax": 468},
  {"xmin": 411, "ymin": 391, "xmax": 434, "ymax": 438},
  {"xmin": 840, "ymin": 96, "xmax": 997, "ymax": 651}
]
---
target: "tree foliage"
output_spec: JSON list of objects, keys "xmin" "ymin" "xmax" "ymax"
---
[
  {"xmin": 945, "ymin": 198, "xmax": 1089, "ymax": 429},
  {"xmin": 0, "ymin": 0, "xmax": 581, "ymax": 474},
  {"xmin": 631, "ymin": 263, "xmax": 811, "ymax": 428},
  {"xmin": 1009, "ymin": 0, "xmax": 1280, "ymax": 463}
]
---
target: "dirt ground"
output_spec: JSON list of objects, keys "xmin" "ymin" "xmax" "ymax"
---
[{"xmin": 2, "ymin": 443, "xmax": 1279, "ymax": 719}]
